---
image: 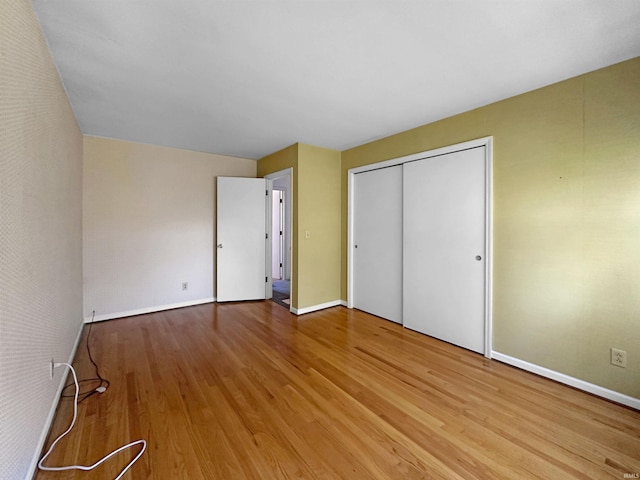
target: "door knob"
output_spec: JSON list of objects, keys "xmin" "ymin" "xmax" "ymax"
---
[
  {"xmin": 217, "ymin": 244, "xmax": 223, "ymax": 249},
  {"xmin": 475, "ymin": 255, "xmax": 482, "ymax": 261},
  {"xmin": 354, "ymin": 244, "xmax": 358, "ymax": 248}
]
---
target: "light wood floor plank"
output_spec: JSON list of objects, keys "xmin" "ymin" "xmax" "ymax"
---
[{"xmin": 36, "ymin": 302, "xmax": 640, "ymax": 479}]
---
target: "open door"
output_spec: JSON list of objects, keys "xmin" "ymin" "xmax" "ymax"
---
[
  {"xmin": 216, "ymin": 177, "xmax": 267, "ymax": 302},
  {"xmin": 271, "ymin": 189, "xmax": 285, "ymax": 280}
]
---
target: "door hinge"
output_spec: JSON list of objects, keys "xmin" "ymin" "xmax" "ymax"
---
[
  {"xmin": 280, "ymin": 263, "xmax": 283, "ymax": 267},
  {"xmin": 279, "ymin": 230, "xmax": 283, "ymax": 235},
  {"xmin": 266, "ymin": 233, "xmax": 268, "ymax": 239},
  {"xmin": 265, "ymin": 276, "xmax": 268, "ymax": 283},
  {"xmin": 279, "ymin": 198, "xmax": 283, "ymax": 203},
  {"xmin": 266, "ymin": 190, "xmax": 268, "ymax": 196}
]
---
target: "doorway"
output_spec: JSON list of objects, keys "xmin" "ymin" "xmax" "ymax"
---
[{"xmin": 266, "ymin": 169, "xmax": 292, "ymax": 310}]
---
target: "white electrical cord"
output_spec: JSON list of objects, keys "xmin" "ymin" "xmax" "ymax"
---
[{"xmin": 38, "ymin": 363, "xmax": 146, "ymax": 480}]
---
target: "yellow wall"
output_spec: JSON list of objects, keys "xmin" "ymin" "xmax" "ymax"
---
[
  {"xmin": 258, "ymin": 143, "xmax": 341, "ymax": 310},
  {"xmin": 258, "ymin": 144, "xmax": 299, "ymax": 306},
  {"xmin": 342, "ymin": 57, "xmax": 640, "ymax": 398},
  {"xmin": 297, "ymin": 144, "xmax": 342, "ymax": 308}
]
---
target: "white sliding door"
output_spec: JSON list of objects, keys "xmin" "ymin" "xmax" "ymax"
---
[
  {"xmin": 353, "ymin": 165, "xmax": 403, "ymax": 323},
  {"xmin": 216, "ymin": 177, "xmax": 267, "ymax": 302},
  {"xmin": 403, "ymin": 147, "xmax": 487, "ymax": 353}
]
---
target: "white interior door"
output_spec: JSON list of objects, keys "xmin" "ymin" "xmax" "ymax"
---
[
  {"xmin": 216, "ymin": 177, "xmax": 267, "ymax": 302},
  {"xmin": 267, "ymin": 170, "xmax": 292, "ymax": 282},
  {"xmin": 403, "ymin": 147, "xmax": 486, "ymax": 353},
  {"xmin": 353, "ymin": 165, "xmax": 403, "ymax": 323},
  {"xmin": 271, "ymin": 190, "xmax": 284, "ymax": 279}
]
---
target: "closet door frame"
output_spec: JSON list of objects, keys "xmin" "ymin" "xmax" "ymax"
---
[{"xmin": 347, "ymin": 136, "xmax": 493, "ymax": 358}]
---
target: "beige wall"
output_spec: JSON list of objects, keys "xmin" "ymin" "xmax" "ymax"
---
[
  {"xmin": 258, "ymin": 143, "xmax": 341, "ymax": 310},
  {"xmin": 0, "ymin": 1, "xmax": 84, "ymax": 478},
  {"xmin": 342, "ymin": 57, "xmax": 640, "ymax": 398},
  {"xmin": 84, "ymin": 136, "xmax": 256, "ymax": 319}
]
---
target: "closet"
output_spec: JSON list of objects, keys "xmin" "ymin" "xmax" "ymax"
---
[
  {"xmin": 349, "ymin": 139, "xmax": 491, "ymax": 355},
  {"xmin": 352, "ymin": 165, "xmax": 403, "ymax": 323}
]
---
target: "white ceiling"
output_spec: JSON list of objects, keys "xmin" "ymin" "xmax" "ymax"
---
[{"xmin": 33, "ymin": 1, "xmax": 640, "ymax": 160}]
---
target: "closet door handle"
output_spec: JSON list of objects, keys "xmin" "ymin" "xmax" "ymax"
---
[{"xmin": 475, "ymin": 255, "xmax": 482, "ymax": 261}]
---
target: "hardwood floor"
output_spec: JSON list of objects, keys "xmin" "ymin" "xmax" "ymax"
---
[{"xmin": 36, "ymin": 302, "xmax": 640, "ymax": 479}]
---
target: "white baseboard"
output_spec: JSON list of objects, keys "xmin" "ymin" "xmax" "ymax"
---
[
  {"xmin": 492, "ymin": 351, "xmax": 640, "ymax": 410},
  {"xmin": 291, "ymin": 299, "xmax": 343, "ymax": 315},
  {"xmin": 340, "ymin": 299, "xmax": 348, "ymax": 307},
  {"xmin": 28, "ymin": 319, "xmax": 85, "ymax": 480},
  {"xmin": 84, "ymin": 297, "xmax": 215, "ymax": 323}
]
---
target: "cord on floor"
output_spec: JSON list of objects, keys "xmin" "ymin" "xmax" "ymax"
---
[{"xmin": 38, "ymin": 363, "xmax": 146, "ymax": 480}]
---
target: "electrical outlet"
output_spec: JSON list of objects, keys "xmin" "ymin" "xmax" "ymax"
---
[
  {"xmin": 49, "ymin": 359, "xmax": 55, "ymax": 379},
  {"xmin": 182, "ymin": 282, "xmax": 188, "ymax": 291},
  {"xmin": 611, "ymin": 348, "xmax": 627, "ymax": 368}
]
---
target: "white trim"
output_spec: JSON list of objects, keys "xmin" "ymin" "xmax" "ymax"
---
[
  {"xmin": 265, "ymin": 179, "xmax": 273, "ymax": 299},
  {"xmin": 347, "ymin": 137, "xmax": 493, "ymax": 175},
  {"xmin": 27, "ymin": 319, "xmax": 85, "ymax": 479},
  {"xmin": 347, "ymin": 137, "xmax": 494, "ymax": 357},
  {"xmin": 291, "ymin": 300, "xmax": 342, "ymax": 315},
  {"xmin": 264, "ymin": 167, "xmax": 293, "ymax": 180},
  {"xmin": 85, "ymin": 298, "xmax": 215, "ymax": 323},
  {"xmin": 340, "ymin": 299, "xmax": 348, "ymax": 307},
  {"xmin": 484, "ymin": 138, "xmax": 494, "ymax": 359},
  {"xmin": 492, "ymin": 351, "xmax": 640, "ymax": 410},
  {"xmin": 347, "ymin": 169, "xmax": 355, "ymax": 309}
]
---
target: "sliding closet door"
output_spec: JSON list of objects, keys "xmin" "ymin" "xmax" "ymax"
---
[
  {"xmin": 403, "ymin": 147, "xmax": 486, "ymax": 353},
  {"xmin": 353, "ymin": 165, "xmax": 402, "ymax": 323}
]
